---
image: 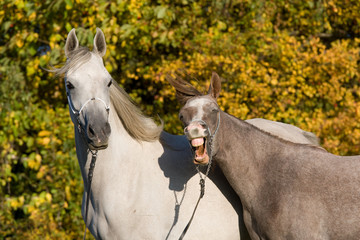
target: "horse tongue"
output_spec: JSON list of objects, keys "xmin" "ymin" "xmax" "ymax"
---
[{"xmin": 191, "ymin": 138, "xmax": 204, "ymax": 147}]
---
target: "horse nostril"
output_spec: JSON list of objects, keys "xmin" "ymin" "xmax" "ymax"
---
[
  {"xmin": 199, "ymin": 122, "xmax": 207, "ymax": 129},
  {"xmin": 184, "ymin": 126, "xmax": 189, "ymax": 134},
  {"xmin": 88, "ymin": 124, "xmax": 95, "ymax": 138}
]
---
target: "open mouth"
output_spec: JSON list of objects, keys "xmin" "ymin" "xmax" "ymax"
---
[{"xmin": 190, "ymin": 137, "xmax": 209, "ymax": 165}]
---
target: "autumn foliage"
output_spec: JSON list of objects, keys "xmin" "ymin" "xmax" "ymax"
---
[{"xmin": 1, "ymin": 0, "xmax": 360, "ymax": 238}]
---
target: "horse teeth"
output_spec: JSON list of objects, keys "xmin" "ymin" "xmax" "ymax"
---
[{"xmin": 191, "ymin": 138, "xmax": 204, "ymax": 147}]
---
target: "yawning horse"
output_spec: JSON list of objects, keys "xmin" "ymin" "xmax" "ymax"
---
[{"xmin": 171, "ymin": 72, "xmax": 360, "ymax": 239}]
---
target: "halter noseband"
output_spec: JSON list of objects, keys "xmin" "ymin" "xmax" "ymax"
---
[
  {"xmin": 65, "ymin": 78, "xmax": 110, "ymax": 118},
  {"xmin": 67, "ymin": 94, "xmax": 110, "ymax": 117}
]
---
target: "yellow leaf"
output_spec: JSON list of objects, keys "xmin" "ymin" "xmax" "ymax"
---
[
  {"xmin": 38, "ymin": 130, "xmax": 51, "ymax": 137},
  {"xmin": 35, "ymin": 154, "xmax": 42, "ymax": 162},
  {"xmin": 45, "ymin": 193, "xmax": 52, "ymax": 202},
  {"xmin": 27, "ymin": 205, "xmax": 35, "ymax": 213},
  {"xmin": 10, "ymin": 199, "xmax": 18, "ymax": 209},
  {"xmin": 36, "ymin": 166, "xmax": 47, "ymax": 179},
  {"xmin": 28, "ymin": 154, "xmax": 41, "ymax": 170},
  {"xmin": 65, "ymin": 186, "xmax": 71, "ymax": 201},
  {"xmin": 16, "ymin": 38, "xmax": 24, "ymax": 48},
  {"xmin": 42, "ymin": 137, "xmax": 51, "ymax": 145},
  {"xmin": 28, "ymin": 12, "xmax": 36, "ymax": 21}
]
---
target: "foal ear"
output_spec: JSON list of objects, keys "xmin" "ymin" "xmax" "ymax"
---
[
  {"xmin": 208, "ymin": 72, "xmax": 221, "ymax": 99},
  {"xmin": 65, "ymin": 28, "xmax": 79, "ymax": 58},
  {"xmin": 166, "ymin": 73, "xmax": 202, "ymax": 105},
  {"xmin": 93, "ymin": 28, "xmax": 106, "ymax": 57}
]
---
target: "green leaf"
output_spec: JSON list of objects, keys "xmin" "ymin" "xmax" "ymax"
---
[
  {"xmin": 156, "ymin": 6, "xmax": 167, "ymax": 19},
  {"xmin": 28, "ymin": 47, "xmax": 37, "ymax": 56},
  {"xmin": 65, "ymin": 22, "xmax": 73, "ymax": 32},
  {"xmin": 64, "ymin": 0, "xmax": 73, "ymax": 8},
  {"xmin": 3, "ymin": 21, "xmax": 12, "ymax": 32}
]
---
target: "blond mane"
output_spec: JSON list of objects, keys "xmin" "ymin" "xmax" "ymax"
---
[
  {"xmin": 110, "ymin": 83, "xmax": 163, "ymax": 141},
  {"xmin": 47, "ymin": 47, "xmax": 92, "ymax": 76}
]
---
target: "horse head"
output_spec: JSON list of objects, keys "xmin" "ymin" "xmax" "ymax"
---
[
  {"xmin": 168, "ymin": 72, "xmax": 223, "ymax": 165},
  {"xmin": 64, "ymin": 28, "xmax": 112, "ymax": 150}
]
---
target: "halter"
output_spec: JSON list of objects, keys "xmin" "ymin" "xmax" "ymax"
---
[
  {"xmin": 179, "ymin": 111, "xmax": 220, "ymax": 240},
  {"xmin": 65, "ymin": 77, "xmax": 110, "ymax": 131},
  {"xmin": 64, "ymin": 76, "xmax": 110, "ymax": 240},
  {"xmin": 67, "ymin": 94, "xmax": 110, "ymax": 117},
  {"xmin": 64, "ymin": 76, "xmax": 111, "ymax": 147},
  {"xmin": 186, "ymin": 111, "xmax": 221, "ymax": 162}
]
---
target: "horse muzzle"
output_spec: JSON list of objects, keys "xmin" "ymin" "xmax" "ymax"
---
[
  {"xmin": 184, "ymin": 123, "xmax": 210, "ymax": 165},
  {"xmin": 86, "ymin": 122, "xmax": 111, "ymax": 150}
]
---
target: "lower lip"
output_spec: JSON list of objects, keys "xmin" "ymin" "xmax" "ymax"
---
[{"xmin": 89, "ymin": 144, "xmax": 108, "ymax": 150}]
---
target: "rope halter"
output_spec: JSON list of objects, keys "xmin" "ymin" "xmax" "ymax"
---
[{"xmin": 64, "ymin": 77, "xmax": 111, "ymax": 135}]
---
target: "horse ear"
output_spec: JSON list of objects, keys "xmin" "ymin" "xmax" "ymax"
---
[
  {"xmin": 65, "ymin": 28, "xmax": 79, "ymax": 58},
  {"xmin": 175, "ymin": 91, "xmax": 192, "ymax": 106},
  {"xmin": 166, "ymin": 73, "xmax": 202, "ymax": 105},
  {"xmin": 208, "ymin": 72, "xmax": 221, "ymax": 99},
  {"xmin": 93, "ymin": 28, "xmax": 106, "ymax": 57}
]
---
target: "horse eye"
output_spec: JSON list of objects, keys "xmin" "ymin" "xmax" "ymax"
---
[
  {"xmin": 179, "ymin": 114, "xmax": 184, "ymax": 122},
  {"xmin": 212, "ymin": 108, "xmax": 219, "ymax": 113},
  {"xmin": 107, "ymin": 79, "xmax": 113, "ymax": 87},
  {"xmin": 66, "ymin": 82, "xmax": 75, "ymax": 90}
]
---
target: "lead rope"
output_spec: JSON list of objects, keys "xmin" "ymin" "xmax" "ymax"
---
[
  {"xmin": 83, "ymin": 150, "xmax": 98, "ymax": 240},
  {"xmin": 178, "ymin": 157, "xmax": 212, "ymax": 240},
  {"xmin": 74, "ymin": 112, "xmax": 98, "ymax": 240},
  {"xmin": 178, "ymin": 112, "xmax": 220, "ymax": 240}
]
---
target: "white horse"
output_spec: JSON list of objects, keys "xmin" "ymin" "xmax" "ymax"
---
[{"xmin": 51, "ymin": 28, "xmax": 319, "ymax": 239}]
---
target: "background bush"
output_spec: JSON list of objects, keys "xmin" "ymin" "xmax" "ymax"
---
[{"xmin": 1, "ymin": 0, "xmax": 360, "ymax": 238}]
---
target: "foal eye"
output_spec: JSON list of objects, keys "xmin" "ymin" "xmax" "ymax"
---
[
  {"xmin": 66, "ymin": 82, "xmax": 75, "ymax": 90},
  {"xmin": 107, "ymin": 79, "xmax": 113, "ymax": 87}
]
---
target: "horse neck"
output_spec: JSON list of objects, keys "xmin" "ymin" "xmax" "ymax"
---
[{"xmin": 213, "ymin": 112, "xmax": 287, "ymax": 207}]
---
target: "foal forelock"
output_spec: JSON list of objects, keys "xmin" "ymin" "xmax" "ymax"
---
[
  {"xmin": 186, "ymin": 98, "xmax": 212, "ymax": 120},
  {"xmin": 109, "ymin": 83, "xmax": 163, "ymax": 142}
]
